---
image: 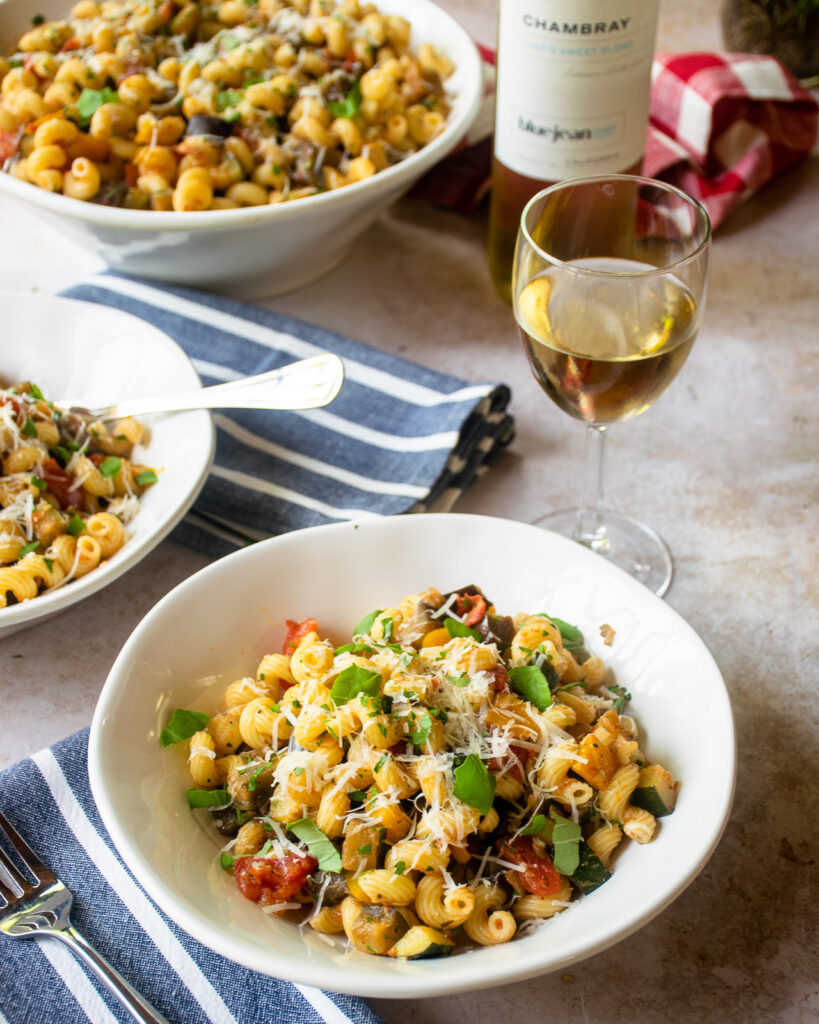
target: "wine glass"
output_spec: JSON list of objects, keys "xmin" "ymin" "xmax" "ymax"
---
[{"xmin": 513, "ymin": 175, "xmax": 711, "ymax": 596}]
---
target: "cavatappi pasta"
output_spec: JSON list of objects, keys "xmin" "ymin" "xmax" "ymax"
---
[
  {"xmin": 0, "ymin": 381, "xmax": 157, "ymax": 607},
  {"xmin": 165, "ymin": 586, "xmax": 679, "ymax": 958},
  {"xmin": 0, "ymin": 0, "xmax": 454, "ymax": 210}
]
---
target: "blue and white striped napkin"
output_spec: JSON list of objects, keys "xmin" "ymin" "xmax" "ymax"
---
[
  {"xmin": 62, "ymin": 276, "xmax": 515, "ymax": 558},
  {"xmin": 0, "ymin": 729, "xmax": 384, "ymax": 1024}
]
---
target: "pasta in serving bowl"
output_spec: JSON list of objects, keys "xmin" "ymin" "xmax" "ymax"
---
[
  {"xmin": 89, "ymin": 513, "xmax": 735, "ymax": 997},
  {"xmin": 0, "ymin": 290, "xmax": 213, "ymax": 639},
  {"xmin": 163, "ymin": 586, "xmax": 680, "ymax": 960},
  {"xmin": 0, "ymin": 0, "xmax": 483, "ymax": 295}
]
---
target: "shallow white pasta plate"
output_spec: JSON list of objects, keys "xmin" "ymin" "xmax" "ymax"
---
[
  {"xmin": 0, "ymin": 291, "xmax": 214, "ymax": 640},
  {"xmin": 89, "ymin": 513, "xmax": 735, "ymax": 998},
  {"xmin": 0, "ymin": 0, "xmax": 483, "ymax": 297}
]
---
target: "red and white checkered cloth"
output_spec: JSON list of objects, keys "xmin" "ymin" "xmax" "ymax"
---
[
  {"xmin": 645, "ymin": 53, "xmax": 818, "ymax": 227},
  {"xmin": 413, "ymin": 50, "xmax": 818, "ymax": 229}
]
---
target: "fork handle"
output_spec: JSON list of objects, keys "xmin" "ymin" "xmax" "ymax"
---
[{"xmin": 49, "ymin": 925, "xmax": 171, "ymax": 1024}]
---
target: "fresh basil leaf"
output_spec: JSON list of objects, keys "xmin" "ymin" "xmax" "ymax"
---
[
  {"xmin": 21, "ymin": 417, "xmax": 37, "ymax": 437},
  {"xmin": 509, "ymin": 665, "xmax": 552, "ymax": 711},
  {"xmin": 160, "ymin": 708, "xmax": 209, "ymax": 747},
  {"xmin": 75, "ymin": 87, "xmax": 119, "ymax": 124},
  {"xmin": 18, "ymin": 540, "xmax": 40, "ymax": 558},
  {"xmin": 392, "ymin": 860, "xmax": 406, "ymax": 875},
  {"xmin": 550, "ymin": 809, "xmax": 582, "ymax": 875},
  {"xmin": 334, "ymin": 642, "xmax": 374, "ymax": 656},
  {"xmin": 444, "ymin": 617, "xmax": 481, "ymax": 641},
  {"xmin": 329, "ymin": 79, "xmax": 361, "ymax": 118},
  {"xmin": 444, "ymin": 673, "xmax": 470, "ymax": 687},
  {"xmin": 99, "ymin": 456, "xmax": 121, "ymax": 478},
  {"xmin": 289, "ymin": 818, "xmax": 342, "ymax": 872},
  {"xmin": 408, "ymin": 711, "xmax": 432, "ymax": 748},
  {"xmin": 453, "ymin": 754, "xmax": 495, "ymax": 815},
  {"xmin": 353, "ymin": 608, "xmax": 382, "ymax": 636},
  {"xmin": 67, "ymin": 514, "xmax": 85, "ymax": 537},
  {"xmin": 348, "ymin": 789, "xmax": 366, "ymax": 802},
  {"xmin": 547, "ymin": 616, "xmax": 584, "ymax": 648},
  {"xmin": 329, "ymin": 664, "xmax": 382, "ymax": 705},
  {"xmin": 136, "ymin": 469, "xmax": 157, "ymax": 486},
  {"xmin": 30, "ymin": 475, "xmax": 47, "ymax": 491},
  {"xmin": 29, "ymin": 383, "xmax": 45, "ymax": 400},
  {"xmin": 520, "ymin": 813, "xmax": 548, "ymax": 836},
  {"xmin": 220, "ymin": 852, "xmax": 236, "ymax": 869},
  {"xmin": 187, "ymin": 787, "xmax": 229, "ymax": 808},
  {"xmin": 215, "ymin": 88, "xmax": 243, "ymax": 111}
]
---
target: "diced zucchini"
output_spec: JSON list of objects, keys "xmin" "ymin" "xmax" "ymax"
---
[
  {"xmin": 571, "ymin": 842, "xmax": 612, "ymax": 895},
  {"xmin": 630, "ymin": 764, "xmax": 679, "ymax": 818},
  {"xmin": 388, "ymin": 925, "xmax": 455, "ymax": 959}
]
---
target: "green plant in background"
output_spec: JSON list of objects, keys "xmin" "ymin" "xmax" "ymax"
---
[{"xmin": 722, "ymin": 0, "xmax": 819, "ymax": 79}]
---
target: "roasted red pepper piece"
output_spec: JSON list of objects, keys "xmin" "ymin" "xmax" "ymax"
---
[{"xmin": 498, "ymin": 835, "xmax": 562, "ymax": 897}]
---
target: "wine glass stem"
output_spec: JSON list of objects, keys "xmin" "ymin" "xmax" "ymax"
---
[{"xmin": 575, "ymin": 424, "xmax": 609, "ymax": 551}]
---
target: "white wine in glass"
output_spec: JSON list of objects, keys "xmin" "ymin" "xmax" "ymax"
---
[{"xmin": 513, "ymin": 176, "xmax": 711, "ymax": 595}]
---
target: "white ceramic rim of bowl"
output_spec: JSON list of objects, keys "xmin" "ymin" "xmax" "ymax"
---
[
  {"xmin": 0, "ymin": 0, "xmax": 484, "ymax": 230},
  {"xmin": 0, "ymin": 291, "xmax": 215, "ymax": 634},
  {"xmin": 89, "ymin": 513, "xmax": 736, "ymax": 999}
]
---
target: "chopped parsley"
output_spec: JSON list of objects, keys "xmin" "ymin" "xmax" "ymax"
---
[{"xmin": 329, "ymin": 79, "xmax": 361, "ymax": 118}]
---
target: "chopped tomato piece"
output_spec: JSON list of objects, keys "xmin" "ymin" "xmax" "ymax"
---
[
  {"xmin": 282, "ymin": 617, "xmax": 317, "ymax": 655},
  {"xmin": 59, "ymin": 37, "xmax": 80, "ymax": 51},
  {"xmin": 234, "ymin": 853, "xmax": 318, "ymax": 905},
  {"xmin": 0, "ymin": 129, "xmax": 21, "ymax": 163},
  {"xmin": 41, "ymin": 458, "xmax": 84, "ymax": 510},
  {"xmin": 497, "ymin": 835, "xmax": 562, "ymax": 897}
]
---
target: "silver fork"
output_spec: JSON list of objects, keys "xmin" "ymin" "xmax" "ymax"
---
[{"xmin": 0, "ymin": 809, "xmax": 170, "ymax": 1024}]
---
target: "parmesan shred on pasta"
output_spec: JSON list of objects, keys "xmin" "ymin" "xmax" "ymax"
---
[
  {"xmin": 175, "ymin": 585, "xmax": 679, "ymax": 959},
  {"xmin": 0, "ymin": 384, "xmax": 157, "ymax": 610}
]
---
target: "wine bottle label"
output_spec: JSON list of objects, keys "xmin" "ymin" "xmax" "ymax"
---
[{"xmin": 494, "ymin": 0, "xmax": 659, "ymax": 180}]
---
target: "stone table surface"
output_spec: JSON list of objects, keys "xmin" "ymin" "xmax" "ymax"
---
[{"xmin": 1, "ymin": 1, "xmax": 817, "ymax": 1022}]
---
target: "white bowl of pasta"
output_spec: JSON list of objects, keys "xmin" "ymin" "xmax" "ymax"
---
[
  {"xmin": 0, "ymin": 0, "xmax": 483, "ymax": 297},
  {"xmin": 89, "ymin": 512, "xmax": 735, "ymax": 998},
  {"xmin": 0, "ymin": 290, "xmax": 213, "ymax": 639}
]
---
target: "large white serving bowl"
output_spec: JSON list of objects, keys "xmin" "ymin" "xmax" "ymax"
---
[
  {"xmin": 0, "ymin": 291, "xmax": 214, "ymax": 640},
  {"xmin": 0, "ymin": 0, "xmax": 483, "ymax": 297},
  {"xmin": 89, "ymin": 513, "xmax": 736, "ymax": 999}
]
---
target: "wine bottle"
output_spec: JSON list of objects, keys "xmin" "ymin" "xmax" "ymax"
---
[{"xmin": 487, "ymin": 0, "xmax": 660, "ymax": 303}]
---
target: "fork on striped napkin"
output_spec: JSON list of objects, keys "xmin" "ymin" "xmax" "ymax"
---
[
  {"xmin": 61, "ymin": 275, "xmax": 514, "ymax": 558},
  {"xmin": 0, "ymin": 729, "xmax": 384, "ymax": 1024}
]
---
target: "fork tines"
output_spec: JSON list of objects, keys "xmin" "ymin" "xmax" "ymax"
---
[{"xmin": 0, "ymin": 809, "xmax": 55, "ymax": 902}]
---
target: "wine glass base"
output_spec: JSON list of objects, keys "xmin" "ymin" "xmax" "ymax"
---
[{"xmin": 534, "ymin": 508, "xmax": 673, "ymax": 597}]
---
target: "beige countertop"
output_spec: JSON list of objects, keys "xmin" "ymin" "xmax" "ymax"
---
[{"xmin": 1, "ymin": 1, "xmax": 818, "ymax": 1022}]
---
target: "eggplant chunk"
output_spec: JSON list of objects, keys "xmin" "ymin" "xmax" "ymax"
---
[
  {"xmin": 306, "ymin": 871, "xmax": 349, "ymax": 906},
  {"xmin": 225, "ymin": 751, "xmax": 274, "ymax": 811},
  {"xmin": 341, "ymin": 897, "xmax": 409, "ymax": 955}
]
